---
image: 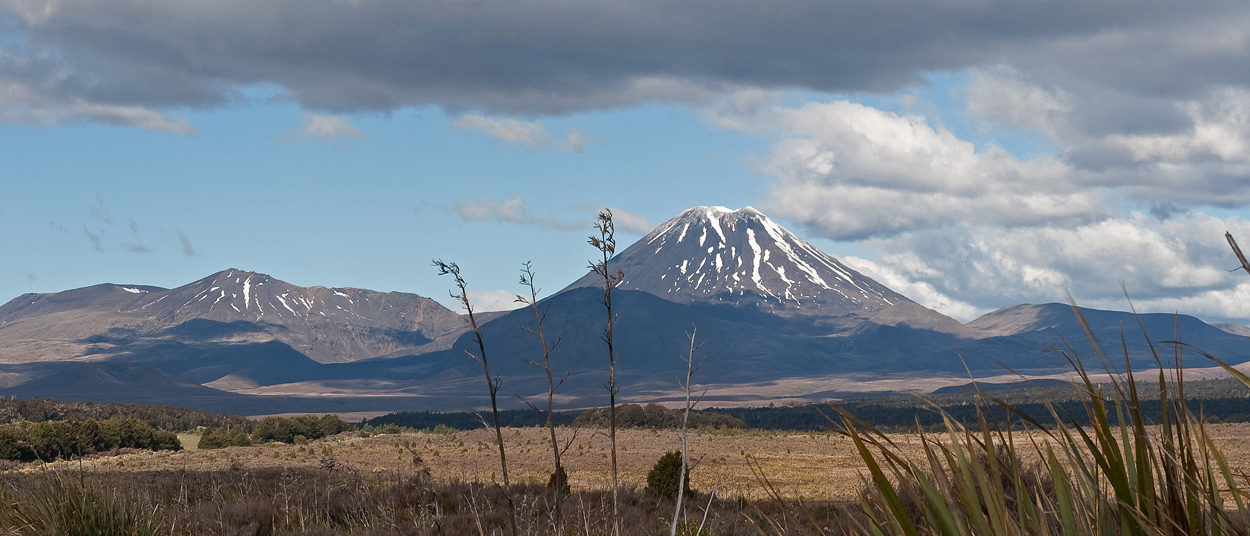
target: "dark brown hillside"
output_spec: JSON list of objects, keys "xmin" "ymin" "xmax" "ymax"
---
[{"xmin": 0, "ymin": 269, "xmax": 469, "ymax": 368}]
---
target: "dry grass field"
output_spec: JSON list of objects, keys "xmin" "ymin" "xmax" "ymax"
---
[{"xmin": 15, "ymin": 422, "xmax": 1250, "ymax": 503}]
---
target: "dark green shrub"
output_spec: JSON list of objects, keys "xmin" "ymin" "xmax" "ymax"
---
[
  {"xmin": 0, "ymin": 418, "xmax": 179, "ymax": 461},
  {"xmin": 251, "ymin": 414, "xmax": 352, "ymax": 444},
  {"xmin": 573, "ymin": 404, "xmax": 745, "ymax": 430},
  {"xmin": 642, "ymin": 403, "xmax": 674, "ymax": 428},
  {"xmin": 0, "ymin": 396, "xmax": 251, "ymax": 432},
  {"xmin": 646, "ymin": 451, "xmax": 691, "ymax": 500},
  {"xmin": 150, "ymin": 429, "xmax": 182, "ymax": 451},
  {"xmin": 546, "ymin": 466, "xmax": 570, "ymax": 495},
  {"xmin": 318, "ymin": 414, "xmax": 352, "ymax": 437},
  {"xmin": 0, "ymin": 426, "xmax": 26, "ymax": 460},
  {"xmin": 197, "ymin": 425, "xmax": 252, "ymax": 449},
  {"xmin": 251, "ymin": 416, "xmax": 294, "ymax": 443},
  {"xmin": 101, "ymin": 417, "xmax": 156, "ymax": 450},
  {"xmin": 616, "ymin": 404, "xmax": 645, "ymax": 427},
  {"xmin": 72, "ymin": 419, "xmax": 102, "ymax": 454},
  {"xmin": 25, "ymin": 421, "xmax": 73, "ymax": 460}
]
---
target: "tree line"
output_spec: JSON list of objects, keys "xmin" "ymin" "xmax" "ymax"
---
[
  {"xmin": 0, "ymin": 396, "xmax": 251, "ymax": 432},
  {"xmin": 198, "ymin": 414, "xmax": 353, "ymax": 448},
  {"xmin": 363, "ymin": 403, "xmax": 746, "ymax": 432},
  {"xmin": 0, "ymin": 417, "xmax": 182, "ymax": 462}
]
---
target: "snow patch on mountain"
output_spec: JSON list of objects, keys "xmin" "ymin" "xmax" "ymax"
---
[{"xmin": 564, "ymin": 206, "xmax": 911, "ymax": 322}]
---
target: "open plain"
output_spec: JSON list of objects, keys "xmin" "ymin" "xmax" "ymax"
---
[{"xmin": 13, "ymin": 422, "xmax": 1250, "ymax": 503}]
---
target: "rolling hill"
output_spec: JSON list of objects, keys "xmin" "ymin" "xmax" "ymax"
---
[{"xmin": 2, "ymin": 207, "xmax": 1248, "ymax": 413}]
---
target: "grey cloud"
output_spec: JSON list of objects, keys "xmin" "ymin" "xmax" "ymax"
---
[
  {"xmin": 82, "ymin": 226, "xmax": 103, "ymax": 251},
  {"xmin": 0, "ymin": 57, "xmax": 199, "ymax": 132},
  {"xmin": 123, "ymin": 242, "xmax": 152, "ymax": 253},
  {"xmin": 964, "ymin": 70, "xmax": 1250, "ymax": 208},
  {"xmin": 450, "ymin": 196, "xmax": 584, "ymax": 231},
  {"xmin": 1149, "ymin": 202, "xmax": 1188, "ymax": 221},
  {"xmin": 90, "ymin": 194, "xmax": 111, "ymax": 224},
  {"xmin": 177, "ymin": 231, "xmax": 197, "ymax": 256},
  {"xmin": 2, "ymin": 0, "xmax": 1247, "ymax": 121}
]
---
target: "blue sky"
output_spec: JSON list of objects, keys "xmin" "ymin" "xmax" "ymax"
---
[
  {"xmin": 4, "ymin": 0, "xmax": 1250, "ymax": 323},
  {"xmin": 1, "ymin": 100, "xmax": 768, "ymax": 310}
]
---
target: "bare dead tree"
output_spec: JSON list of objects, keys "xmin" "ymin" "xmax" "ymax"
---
[
  {"xmin": 1227, "ymin": 232, "xmax": 1250, "ymax": 274},
  {"xmin": 588, "ymin": 209, "xmax": 624, "ymax": 535},
  {"xmin": 432, "ymin": 259, "xmax": 518, "ymax": 536},
  {"xmin": 671, "ymin": 328, "xmax": 706, "ymax": 536},
  {"xmin": 514, "ymin": 262, "xmax": 570, "ymax": 536}
]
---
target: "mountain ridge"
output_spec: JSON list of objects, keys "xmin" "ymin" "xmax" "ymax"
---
[
  {"xmin": 3, "ymin": 206, "xmax": 1250, "ymax": 414},
  {"xmin": 0, "ymin": 268, "xmax": 467, "ymax": 366},
  {"xmin": 564, "ymin": 206, "xmax": 913, "ymax": 333}
]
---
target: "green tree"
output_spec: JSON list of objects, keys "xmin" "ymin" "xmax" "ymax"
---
[{"xmin": 647, "ymin": 451, "xmax": 692, "ymax": 500}]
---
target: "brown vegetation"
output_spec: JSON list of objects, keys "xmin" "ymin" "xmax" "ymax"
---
[{"xmin": 10, "ymin": 423, "xmax": 1250, "ymax": 503}]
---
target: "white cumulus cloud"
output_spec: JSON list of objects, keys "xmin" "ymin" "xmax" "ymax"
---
[
  {"xmin": 734, "ymin": 90, "xmax": 1250, "ymax": 323},
  {"xmin": 463, "ymin": 290, "xmax": 525, "ymax": 313},
  {"xmin": 450, "ymin": 196, "xmax": 583, "ymax": 231},
  {"xmin": 0, "ymin": 75, "xmax": 198, "ymax": 134},
  {"xmin": 841, "ymin": 255, "xmax": 984, "ymax": 321},
  {"xmin": 277, "ymin": 112, "xmax": 368, "ymax": 145},
  {"xmin": 574, "ymin": 205, "xmax": 656, "ymax": 234},
  {"xmin": 858, "ymin": 213, "xmax": 1250, "ymax": 322},
  {"xmin": 451, "ymin": 114, "xmax": 586, "ymax": 152},
  {"xmin": 759, "ymin": 100, "xmax": 1107, "ymax": 241}
]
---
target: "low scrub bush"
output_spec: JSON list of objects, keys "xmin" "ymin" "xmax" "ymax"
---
[
  {"xmin": 196, "ymin": 425, "xmax": 252, "ymax": 449},
  {"xmin": 200, "ymin": 414, "xmax": 351, "ymax": 449},
  {"xmin": 0, "ymin": 417, "xmax": 181, "ymax": 461},
  {"xmin": 546, "ymin": 466, "xmax": 570, "ymax": 495},
  {"xmin": 252, "ymin": 414, "xmax": 352, "ymax": 443},
  {"xmin": 646, "ymin": 450, "xmax": 692, "ymax": 500}
]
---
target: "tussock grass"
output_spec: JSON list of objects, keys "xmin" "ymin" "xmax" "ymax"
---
[
  {"xmin": 1, "ymin": 471, "xmax": 161, "ymax": 536},
  {"xmin": 0, "ymin": 467, "xmax": 784, "ymax": 535},
  {"xmin": 795, "ymin": 302, "xmax": 1250, "ymax": 536}
]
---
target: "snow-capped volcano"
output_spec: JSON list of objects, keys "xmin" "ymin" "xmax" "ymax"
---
[
  {"xmin": 0, "ymin": 269, "xmax": 467, "ymax": 364},
  {"xmin": 565, "ymin": 206, "xmax": 910, "ymax": 329}
]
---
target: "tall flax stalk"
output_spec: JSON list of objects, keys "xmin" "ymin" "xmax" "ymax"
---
[
  {"xmin": 432, "ymin": 259, "xmax": 518, "ymax": 536},
  {"xmin": 516, "ymin": 262, "xmax": 568, "ymax": 535},
  {"xmin": 589, "ymin": 209, "xmax": 624, "ymax": 534}
]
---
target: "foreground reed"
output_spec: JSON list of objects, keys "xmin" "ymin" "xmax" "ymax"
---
[
  {"xmin": 803, "ymin": 302, "xmax": 1250, "ymax": 536},
  {"xmin": 0, "ymin": 466, "xmax": 799, "ymax": 535}
]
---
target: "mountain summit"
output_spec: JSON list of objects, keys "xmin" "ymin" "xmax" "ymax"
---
[
  {"xmin": 565, "ymin": 206, "xmax": 910, "ymax": 331},
  {"xmin": 0, "ymin": 269, "xmax": 466, "ymax": 365}
]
